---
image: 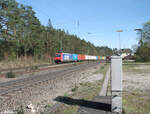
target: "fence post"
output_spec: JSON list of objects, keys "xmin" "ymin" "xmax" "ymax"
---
[{"xmin": 111, "ymin": 56, "xmax": 123, "ymax": 113}]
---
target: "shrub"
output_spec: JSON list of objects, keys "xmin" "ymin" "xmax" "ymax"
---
[
  {"xmin": 71, "ymin": 85, "xmax": 78, "ymax": 92},
  {"xmin": 16, "ymin": 105, "xmax": 25, "ymax": 114},
  {"xmin": 6, "ymin": 72, "xmax": 16, "ymax": 78},
  {"xmin": 101, "ymin": 66, "xmax": 104, "ymax": 70},
  {"xmin": 44, "ymin": 104, "xmax": 51, "ymax": 108},
  {"xmin": 64, "ymin": 93, "xmax": 68, "ymax": 97},
  {"xmin": 31, "ymin": 66, "xmax": 38, "ymax": 70}
]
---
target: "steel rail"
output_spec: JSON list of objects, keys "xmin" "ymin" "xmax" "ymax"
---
[
  {"xmin": 0, "ymin": 62, "xmax": 84, "ymax": 74},
  {"xmin": 0, "ymin": 62, "xmax": 99, "ymax": 96}
]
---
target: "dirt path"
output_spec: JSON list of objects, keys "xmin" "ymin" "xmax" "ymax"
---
[{"xmin": 99, "ymin": 66, "xmax": 110, "ymax": 96}]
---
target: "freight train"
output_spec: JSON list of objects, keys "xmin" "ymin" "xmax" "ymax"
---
[{"xmin": 54, "ymin": 52, "xmax": 106, "ymax": 64}]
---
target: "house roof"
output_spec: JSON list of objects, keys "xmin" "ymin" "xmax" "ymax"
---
[{"xmin": 118, "ymin": 48, "xmax": 133, "ymax": 53}]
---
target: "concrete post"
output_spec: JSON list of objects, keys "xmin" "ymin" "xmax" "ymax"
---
[{"xmin": 111, "ymin": 56, "xmax": 122, "ymax": 113}]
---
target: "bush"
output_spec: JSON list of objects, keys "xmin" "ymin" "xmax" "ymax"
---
[
  {"xmin": 71, "ymin": 85, "xmax": 78, "ymax": 92},
  {"xmin": 101, "ymin": 66, "xmax": 104, "ymax": 70},
  {"xmin": 44, "ymin": 104, "xmax": 51, "ymax": 108},
  {"xmin": 31, "ymin": 66, "xmax": 38, "ymax": 70},
  {"xmin": 16, "ymin": 105, "xmax": 25, "ymax": 114},
  {"xmin": 6, "ymin": 72, "xmax": 16, "ymax": 78}
]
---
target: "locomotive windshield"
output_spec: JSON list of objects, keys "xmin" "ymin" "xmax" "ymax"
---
[{"xmin": 55, "ymin": 54, "xmax": 61, "ymax": 57}]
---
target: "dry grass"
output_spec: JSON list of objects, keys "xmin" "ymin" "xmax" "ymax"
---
[
  {"xmin": 123, "ymin": 90, "xmax": 150, "ymax": 114},
  {"xmin": 53, "ymin": 64, "xmax": 109, "ymax": 114},
  {"xmin": 0, "ymin": 56, "xmax": 52, "ymax": 69},
  {"xmin": 123, "ymin": 64, "xmax": 150, "ymax": 73},
  {"xmin": 123, "ymin": 64, "xmax": 150, "ymax": 114},
  {"xmin": 93, "ymin": 63, "xmax": 109, "ymax": 76},
  {"xmin": 54, "ymin": 81, "xmax": 103, "ymax": 114}
]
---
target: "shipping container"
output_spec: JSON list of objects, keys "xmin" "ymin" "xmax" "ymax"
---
[
  {"xmin": 78, "ymin": 54, "xmax": 81, "ymax": 60},
  {"xmin": 102, "ymin": 56, "xmax": 106, "ymax": 60},
  {"xmin": 72, "ymin": 54, "xmax": 78, "ymax": 61},
  {"xmin": 85, "ymin": 55, "xmax": 89, "ymax": 60},
  {"xmin": 99, "ymin": 56, "xmax": 102, "ymax": 60},
  {"xmin": 78, "ymin": 54, "xmax": 85, "ymax": 61},
  {"xmin": 96, "ymin": 56, "xmax": 98, "ymax": 60},
  {"xmin": 89, "ymin": 56, "xmax": 92, "ymax": 60}
]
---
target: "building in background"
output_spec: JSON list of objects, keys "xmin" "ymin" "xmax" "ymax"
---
[{"xmin": 118, "ymin": 49, "xmax": 135, "ymax": 60}]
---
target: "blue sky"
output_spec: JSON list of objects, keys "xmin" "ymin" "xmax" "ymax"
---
[{"xmin": 17, "ymin": 0, "xmax": 150, "ymax": 49}]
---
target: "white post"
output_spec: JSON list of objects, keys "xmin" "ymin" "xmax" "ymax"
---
[{"xmin": 111, "ymin": 56, "xmax": 122, "ymax": 113}]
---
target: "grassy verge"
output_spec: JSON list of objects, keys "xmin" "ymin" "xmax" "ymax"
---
[
  {"xmin": 93, "ymin": 63, "xmax": 109, "ymax": 76},
  {"xmin": 123, "ymin": 64, "xmax": 150, "ymax": 73},
  {"xmin": 123, "ymin": 64, "xmax": 137, "ymax": 72},
  {"xmin": 123, "ymin": 62, "xmax": 150, "ymax": 65},
  {"xmin": 54, "ymin": 81, "xmax": 102, "ymax": 114},
  {"xmin": 123, "ymin": 63, "xmax": 150, "ymax": 114},
  {"xmin": 123, "ymin": 90, "xmax": 150, "ymax": 114},
  {"xmin": 0, "ymin": 56, "xmax": 52, "ymax": 70},
  {"xmin": 53, "ymin": 64, "xmax": 109, "ymax": 114}
]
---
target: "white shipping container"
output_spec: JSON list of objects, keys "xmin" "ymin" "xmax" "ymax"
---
[
  {"xmin": 89, "ymin": 56, "xmax": 92, "ymax": 60},
  {"xmin": 85, "ymin": 55, "xmax": 88, "ymax": 60}
]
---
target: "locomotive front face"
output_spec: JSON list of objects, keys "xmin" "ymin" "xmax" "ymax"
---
[{"xmin": 54, "ymin": 53, "xmax": 62, "ymax": 63}]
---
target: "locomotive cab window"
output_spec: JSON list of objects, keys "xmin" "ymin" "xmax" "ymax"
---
[{"xmin": 55, "ymin": 54, "xmax": 61, "ymax": 57}]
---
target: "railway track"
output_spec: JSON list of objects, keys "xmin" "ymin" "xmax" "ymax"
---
[
  {"xmin": 0, "ymin": 63, "xmax": 74, "ymax": 74},
  {"xmin": 0, "ymin": 62, "xmax": 100, "ymax": 96},
  {"xmin": 44, "ymin": 63, "xmax": 109, "ymax": 114},
  {"xmin": 0, "ymin": 62, "xmax": 92, "ymax": 77}
]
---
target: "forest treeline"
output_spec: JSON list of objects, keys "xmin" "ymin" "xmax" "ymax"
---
[
  {"xmin": 135, "ymin": 21, "xmax": 150, "ymax": 62},
  {"xmin": 0, "ymin": 0, "xmax": 112, "ymax": 62}
]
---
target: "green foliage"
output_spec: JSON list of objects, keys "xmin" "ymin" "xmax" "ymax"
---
[
  {"xmin": 0, "ymin": 0, "xmax": 112, "ymax": 62},
  {"xmin": 135, "ymin": 21, "xmax": 150, "ymax": 62},
  {"xmin": 31, "ymin": 65, "xmax": 39, "ymax": 70},
  {"xmin": 16, "ymin": 105, "xmax": 25, "ymax": 114},
  {"xmin": 71, "ymin": 85, "xmax": 78, "ymax": 92},
  {"xmin": 123, "ymin": 90, "xmax": 150, "ymax": 114},
  {"xmin": 64, "ymin": 93, "xmax": 69, "ymax": 97},
  {"xmin": 44, "ymin": 104, "xmax": 51, "ymax": 108},
  {"xmin": 101, "ymin": 66, "xmax": 104, "ymax": 70},
  {"xmin": 6, "ymin": 72, "xmax": 16, "ymax": 78}
]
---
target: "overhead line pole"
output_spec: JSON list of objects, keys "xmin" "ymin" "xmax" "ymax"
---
[{"xmin": 116, "ymin": 30, "xmax": 123, "ymax": 51}]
